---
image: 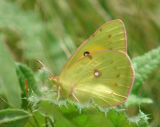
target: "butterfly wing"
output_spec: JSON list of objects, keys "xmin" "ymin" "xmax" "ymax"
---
[
  {"xmin": 62, "ymin": 19, "xmax": 127, "ymax": 71},
  {"xmin": 59, "ymin": 50, "xmax": 134, "ymax": 106}
]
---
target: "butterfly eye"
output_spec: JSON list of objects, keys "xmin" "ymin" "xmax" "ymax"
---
[
  {"xmin": 94, "ymin": 69, "xmax": 102, "ymax": 77},
  {"xmin": 83, "ymin": 51, "xmax": 90, "ymax": 56}
]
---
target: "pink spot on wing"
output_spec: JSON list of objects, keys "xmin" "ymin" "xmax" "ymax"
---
[{"xmin": 94, "ymin": 69, "xmax": 102, "ymax": 77}]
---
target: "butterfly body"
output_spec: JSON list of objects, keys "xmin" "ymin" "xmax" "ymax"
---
[{"xmin": 50, "ymin": 19, "xmax": 134, "ymax": 107}]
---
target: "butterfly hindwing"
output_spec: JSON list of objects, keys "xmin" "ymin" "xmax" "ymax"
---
[{"xmin": 59, "ymin": 50, "xmax": 134, "ymax": 106}]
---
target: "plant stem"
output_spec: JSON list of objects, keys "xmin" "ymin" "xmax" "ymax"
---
[
  {"xmin": 48, "ymin": 116, "xmax": 55, "ymax": 127},
  {"xmin": 45, "ymin": 116, "xmax": 49, "ymax": 127},
  {"xmin": 29, "ymin": 106, "xmax": 40, "ymax": 127},
  {"xmin": 29, "ymin": 120, "xmax": 36, "ymax": 127}
]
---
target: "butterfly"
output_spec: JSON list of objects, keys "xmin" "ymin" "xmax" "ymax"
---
[{"xmin": 39, "ymin": 19, "xmax": 135, "ymax": 107}]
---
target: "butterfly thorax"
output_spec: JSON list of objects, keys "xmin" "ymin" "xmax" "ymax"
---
[{"xmin": 48, "ymin": 76, "xmax": 69, "ymax": 99}]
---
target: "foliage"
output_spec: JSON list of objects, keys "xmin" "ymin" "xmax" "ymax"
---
[
  {"xmin": 132, "ymin": 47, "xmax": 160, "ymax": 93},
  {"xmin": 0, "ymin": 37, "xmax": 21, "ymax": 108},
  {"xmin": 0, "ymin": 0, "xmax": 160, "ymax": 127},
  {"xmin": 36, "ymin": 99, "xmax": 149, "ymax": 127},
  {"xmin": 0, "ymin": 109, "xmax": 31, "ymax": 127}
]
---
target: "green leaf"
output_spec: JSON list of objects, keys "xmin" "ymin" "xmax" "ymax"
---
[
  {"xmin": 128, "ymin": 110, "xmax": 149, "ymax": 127},
  {"xmin": 125, "ymin": 94, "xmax": 153, "ymax": 107},
  {"xmin": 132, "ymin": 46, "xmax": 160, "ymax": 93},
  {"xmin": 0, "ymin": 109, "xmax": 31, "ymax": 127},
  {"xmin": 16, "ymin": 63, "xmax": 41, "ymax": 96},
  {"xmin": 36, "ymin": 99, "xmax": 149, "ymax": 127},
  {"xmin": 0, "ymin": 37, "xmax": 21, "ymax": 108},
  {"xmin": 24, "ymin": 111, "xmax": 47, "ymax": 127}
]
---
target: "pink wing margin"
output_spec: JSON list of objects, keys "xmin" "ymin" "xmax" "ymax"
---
[
  {"xmin": 106, "ymin": 51, "xmax": 135, "ymax": 107},
  {"xmin": 61, "ymin": 19, "xmax": 127, "ymax": 72}
]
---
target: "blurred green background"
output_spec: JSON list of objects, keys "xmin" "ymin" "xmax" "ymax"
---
[{"xmin": 0, "ymin": 0, "xmax": 160, "ymax": 127}]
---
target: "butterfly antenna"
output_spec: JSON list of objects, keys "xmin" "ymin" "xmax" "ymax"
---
[{"xmin": 37, "ymin": 60, "xmax": 55, "ymax": 77}]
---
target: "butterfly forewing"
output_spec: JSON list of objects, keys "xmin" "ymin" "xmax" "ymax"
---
[
  {"xmin": 59, "ymin": 50, "xmax": 134, "ymax": 106},
  {"xmin": 62, "ymin": 19, "xmax": 127, "ymax": 71}
]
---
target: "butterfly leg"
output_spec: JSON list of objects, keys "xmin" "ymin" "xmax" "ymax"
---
[
  {"xmin": 70, "ymin": 85, "xmax": 80, "ymax": 103},
  {"xmin": 71, "ymin": 93, "xmax": 80, "ymax": 103},
  {"xmin": 56, "ymin": 86, "xmax": 61, "ymax": 101}
]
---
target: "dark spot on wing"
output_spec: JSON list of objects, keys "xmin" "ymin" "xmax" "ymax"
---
[
  {"xmin": 84, "ymin": 51, "xmax": 92, "ymax": 59},
  {"xmin": 84, "ymin": 51, "xmax": 90, "ymax": 56},
  {"xmin": 100, "ymin": 28, "xmax": 102, "ymax": 32},
  {"xmin": 116, "ymin": 74, "xmax": 120, "ymax": 78},
  {"xmin": 108, "ymin": 34, "xmax": 112, "ymax": 38},
  {"xmin": 114, "ymin": 83, "xmax": 118, "ymax": 87},
  {"xmin": 110, "ymin": 60, "xmax": 114, "ymax": 64}
]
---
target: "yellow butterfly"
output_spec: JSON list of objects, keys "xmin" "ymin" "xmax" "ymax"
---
[{"xmin": 39, "ymin": 19, "xmax": 134, "ymax": 107}]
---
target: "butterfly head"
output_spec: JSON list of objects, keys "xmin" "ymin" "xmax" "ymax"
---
[{"xmin": 48, "ymin": 76, "xmax": 60, "ymax": 87}]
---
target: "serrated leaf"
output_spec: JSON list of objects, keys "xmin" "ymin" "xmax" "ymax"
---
[
  {"xmin": 125, "ymin": 94, "xmax": 153, "ymax": 107},
  {"xmin": 128, "ymin": 110, "xmax": 149, "ymax": 127},
  {"xmin": 132, "ymin": 47, "xmax": 160, "ymax": 93},
  {"xmin": 36, "ymin": 99, "xmax": 149, "ymax": 127},
  {"xmin": 0, "ymin": 109, "xmax": 31, "ymax": 127}
]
